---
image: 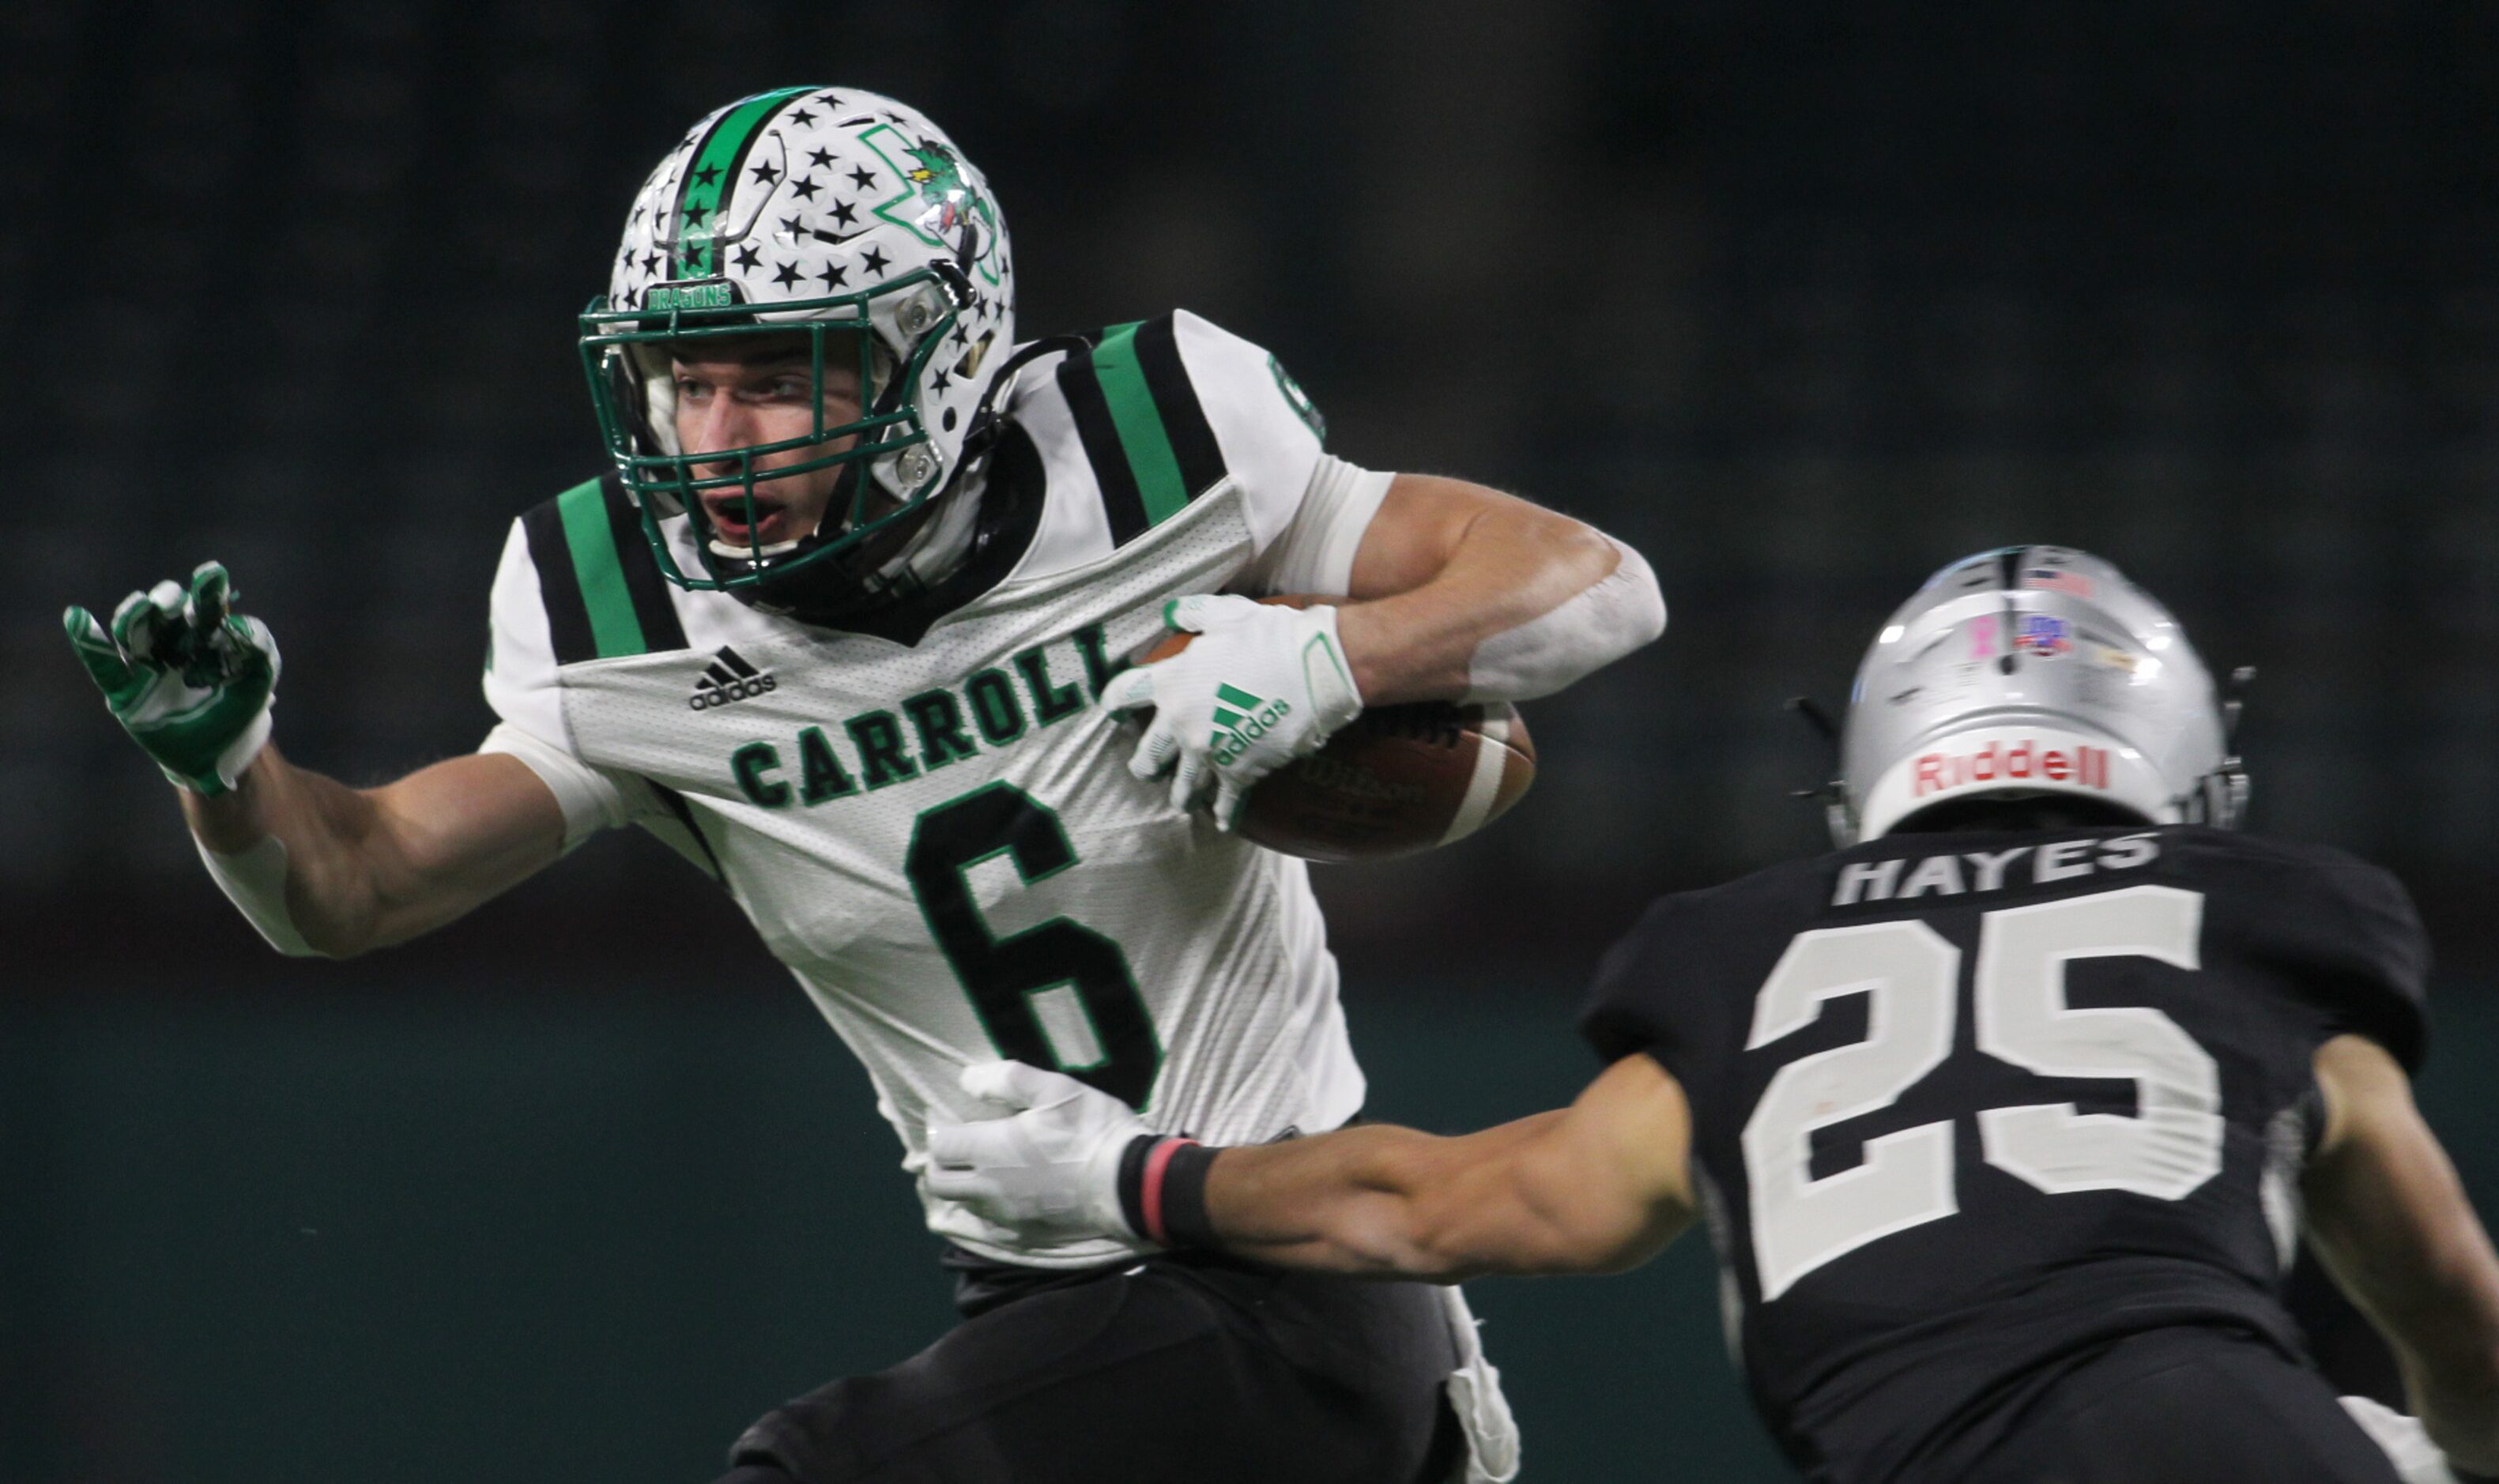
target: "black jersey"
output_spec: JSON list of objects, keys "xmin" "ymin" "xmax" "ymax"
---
[{"xmin": 1577, "ymin": 826, "xmax": 2428, "ymax": 1484}]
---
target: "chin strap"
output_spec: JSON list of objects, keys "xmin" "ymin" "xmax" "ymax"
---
[
  {"xmin": 1784, "ymin": 695, "xmax": 1856, "ymax": 846},
  {"xmin": 2193, "ymin": 665, "xmax": 2256, "ymax": 828},
  {"xmin": 854, "ymin": 335, "xmax": 1096, "ymax": 606},
  {"xmin": 959, "ymin": 335, "xmax": 1094, "ymax": 463}
]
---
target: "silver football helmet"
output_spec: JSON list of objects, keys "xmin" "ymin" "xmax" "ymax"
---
[{"xmin": 1834, "ymin": 547, "xmax": 2247, "ymax": 844}]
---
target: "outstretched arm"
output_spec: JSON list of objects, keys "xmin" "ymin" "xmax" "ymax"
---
[
  {"xmin": 1201, "ymin": 1052, "xmax": 1697, "ymax": 1279},
  {"xmin": 2305, "ymin": 1033, "xmax": 2499, "ymax": 1476},
  {"xmin": 70, "ymin": 563, "xmax": 571, "ymax": 959},
  {"xmin": 181, "ymin": 745, "xmax": 566, "ymax": 959},
  {"xmin": 926, "ymin": 1051, "xmax": 1698, "ymax": 1282}
]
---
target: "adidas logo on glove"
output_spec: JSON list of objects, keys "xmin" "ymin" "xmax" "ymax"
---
[
  {"xmin": 689, "ymin": 647, "xmax": 777, "ymax": 710},
  {"xmin": 1209, "ymin": 683, "xmax": 1291, "ymax": 767}
]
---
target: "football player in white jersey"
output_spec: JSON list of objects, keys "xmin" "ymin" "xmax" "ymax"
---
[{"xmin": 65, "ymin": 89, "xmax": 1664, "ymax": 1484}]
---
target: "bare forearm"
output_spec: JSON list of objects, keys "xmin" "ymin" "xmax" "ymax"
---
[
  {"xmin": 179, "ymin": 745, "xmax": 564, "ymax": 957},
  {"xmin": 1205, "ymin": 1116, "xmax": 1589, "ymax": 1280},
  {"xmin": 1334, "ymin": 479, "xmax": 1642, "ymax": 705},
  {"xmin": 2322, "ymin": 1229, "xmax": 2499, "ymax": 1473},
  {"xmin": 179, "ymin": 746, "xmax": 390, "ymax": 954},
  {"xmin": 1205, "ymin": 1127, "xmax": 1464, "ymax": 1277},
  {"xmin": 2306, "ymin": 1036, "xmax": 2499, "ymax": 1473}
]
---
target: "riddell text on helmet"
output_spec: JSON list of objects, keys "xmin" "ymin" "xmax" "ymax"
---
[{"xmin": 1913, "ymin": 740, "xmax": 2110, "ymax": 796}]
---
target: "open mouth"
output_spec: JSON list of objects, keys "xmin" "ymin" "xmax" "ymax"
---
[{"xmin": 701, "ymin": 490, "xmax": 802, "ymax": 553}]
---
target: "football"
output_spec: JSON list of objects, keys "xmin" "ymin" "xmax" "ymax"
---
[{"xmin": 1141, "ymin": 600, "xmax": 1537, "ymax": 861}]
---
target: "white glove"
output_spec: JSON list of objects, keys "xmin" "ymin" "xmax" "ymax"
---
[
  {"xmin": 925, "ymin": 1061, "xmax": 1156, "ymax": 1249},
  {"xmin": 2342, "ymin": 1395, "xmax": 2472, "ymax": 1484},
  {"xmin": 1102, "ymin": 594, "xmax": 1363, "ymax": 824}
]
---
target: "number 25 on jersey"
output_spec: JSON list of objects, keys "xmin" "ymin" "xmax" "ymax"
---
[{"xmin": 1742, "ymin": 885, "xmax": 2222, "ymax": 1300}]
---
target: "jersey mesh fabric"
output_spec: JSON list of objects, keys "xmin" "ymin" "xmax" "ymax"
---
[{"xmin": 485, "ymin": 311, "xmax": 1376, "ymax": 1268}]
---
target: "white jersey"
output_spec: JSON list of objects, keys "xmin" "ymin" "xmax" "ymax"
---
[{"xmin": 481, "ymin": 311, "xmax": 1393, "ymax": 1267}]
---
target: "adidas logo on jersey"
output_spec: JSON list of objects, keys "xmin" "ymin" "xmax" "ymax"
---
[
  {"xmin": 1208, "ymin": 683, "xmax": 1290, "ymax": 766},
  {"xmin": 689, "ymin": 647, "xmax": 778, "ymax": 710}
]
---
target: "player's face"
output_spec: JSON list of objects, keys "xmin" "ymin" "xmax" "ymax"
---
[{"xmin": 670, "ymin": 333, "xmax": 867, "ymax": 549}]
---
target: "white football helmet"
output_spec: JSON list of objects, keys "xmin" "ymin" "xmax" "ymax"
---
[
  {"xmin": 1834, "ymin": 547, "xmax": 2248, "ymax": 843},
  {"xmin": 579, "ymin": 87, "xmax": 1015, "ymax": 621}
]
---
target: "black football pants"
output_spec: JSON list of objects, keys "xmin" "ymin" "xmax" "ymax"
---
[
  {"xmin": 714, "ymin": 1252, "xmax": 1467, "ymax": 1484},
  {"xmin": 1956, "ymin": 1325, "xmax": 2403, "ymax": 1484}
]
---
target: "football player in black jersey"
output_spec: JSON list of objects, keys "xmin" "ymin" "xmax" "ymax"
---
[{"xmin": 922, "ymin": 547, "xmax": 2499, "ymax": 1484}]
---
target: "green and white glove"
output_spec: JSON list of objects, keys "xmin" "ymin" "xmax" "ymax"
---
[
  {"xmin": 1103, "ymin": 593, "xmax": 1364, "ymax": 824},
  {"xmin": 65, "ymin": 561, "xmax": 281, "ymax": 797}
]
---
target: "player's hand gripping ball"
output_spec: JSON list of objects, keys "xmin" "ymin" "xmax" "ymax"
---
[
  {"xmin": 64, "ymin": 562, "xmax": 281, "ymax": 796},
  {"xmin": 1103, "ymin": 593, "xmax": 1366, "ymax": 824},
  {"xmin": 1119, "ymin": 595, "xmax": 1536, "ymax": 861}
]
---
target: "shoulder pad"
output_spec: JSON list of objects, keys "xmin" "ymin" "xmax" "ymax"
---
[
  {"xmin": 2180, "ymin": 831, "xmax": 2432, "ymax": 1070},
  {"xmin": 1046, "ymin": 313, "xmax": 1228, "ymax": 548},
  {"xmin": 520, "ymin": 474, "xmax": 689, "ymax": 663}
]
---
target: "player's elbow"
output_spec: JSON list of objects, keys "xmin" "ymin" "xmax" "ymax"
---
[
  {"xmin": 285, "ymin": 913, "xmax": 370, "ymax": 960},
  {"xmin": 2414, "ymin": 1324, "xmax": 2499, "ymax": 1411},
  {"xmin": 2420, "ymin": 1353, "xmax": 2499, "ymax": 1478},
  {"xmin": 1536, "ymin": 520, "xmax": 1666, "ymax": 650},
  {"xmin": 1608, "ymin": 539, "xmax": 1667, "ymax": 650}
]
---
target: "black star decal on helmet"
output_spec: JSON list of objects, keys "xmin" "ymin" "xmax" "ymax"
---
[
  {"xmin": 931, "ymin": 368, "xmax": 951, "ymax": 393},
  {"xmin": 781, "ymin": 215, "xmax": 805, "ymax": 235},
  {"xmin": 692, "ymin": 164, "xmax": 722, "ymax": 187},
  {"xmin": 848, "ymin": 165, "xmax": 876, "ymax": 189},
  {"xmin": 950, "ymin": 322, "xmax": 969, "ymax": 348},
  {"xmin": 817, "ymin": 261, "xmax": 850, "ymax": 288},
  {"xmin": 749, "ymin": 161, "xmax": 781, "ymax": 185},
  {"xmin": 830, "ymin": 198, "xmax": 858, "ymax": 228},
  {"xmin": 861, "ymin": 247, "xmax": 890, "ymax": 275},
  {"xmin": 680, "ymin": 246, "xmax": 710, "ymax": 272},
  {"xmin": 788, "ymin": 108, "xmax": 818, "ymax": 127},
  {"xmin": 683, "ymin": 202, "xmax": 712, "ymax": 227},
  {"xmin": 816, "ymin": 92, "xmax": 843, "ymax": 110},
  {"xmin": 773, "ymin": 261, "xmax": 804, "ymax": 288},
  {"xmin": 808, "ymin": 147, "xmax": 836, "ymax": 171},
  {"xmin": 643, "ymin": 251, "xmax": 662, "ymax": 274},
  {"xmin": 790, "ymin": 174, "xmax": 820, "ymax": 201},
  {"xmin": 733, "ymin": 243, "xmax": 761, "ymax": 270}
]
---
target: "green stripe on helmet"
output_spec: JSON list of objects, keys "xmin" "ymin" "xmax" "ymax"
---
[
  {"xmin": 555, "ymin": 477, "xmax": 651, "ymax": 657},
  {"xmin": 673, "ymin": 85, "xmax": 815, "ymax": 281},
  {"xmin": 1087, "ymin": 321, "xmax": 1193, "ymax": 528}
]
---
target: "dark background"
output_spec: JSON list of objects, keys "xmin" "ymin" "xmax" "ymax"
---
[{"xmin": 6, "ymin": 2, "xmax": 2496, "ymax": 1479}]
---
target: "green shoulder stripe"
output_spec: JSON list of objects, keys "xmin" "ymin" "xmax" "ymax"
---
[
  {"xmin": 522, "ymin": 476, "xmax": 688, "ymax": 664},
  {"xmin": 1089, "ymin": 322, "xmax": 1193, "ymax": 528},
  {"xmin": 1056, "ymin": 315, "xmax": 1229, "ymax": 546}
]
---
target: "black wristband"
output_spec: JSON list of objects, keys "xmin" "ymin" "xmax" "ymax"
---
[
  {"xmin": 1113, "ymin": 1134, "xmax": 1223, "ymax": 1248},
  {"xmin": 1155, "ymin": 1142, "xmax": 1221, "ymax": 1249}
]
